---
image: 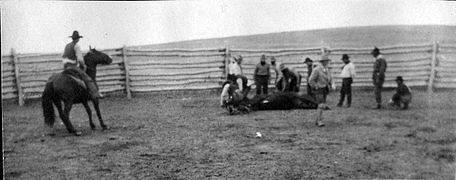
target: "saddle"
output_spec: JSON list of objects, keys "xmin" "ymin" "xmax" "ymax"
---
[
  {"xmin": 62, "ymin": 68, "xmax": 88, "ymax": 90},
  {"xmin": 68, "ymin": 76, "xmax": 87, "ymax": 89}
]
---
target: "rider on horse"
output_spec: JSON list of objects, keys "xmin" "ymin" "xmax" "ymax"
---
[{"xmin": 62, "ymin": 31, "xmax": 102, "ymax": 99}]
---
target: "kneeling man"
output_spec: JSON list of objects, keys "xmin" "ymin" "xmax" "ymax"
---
[{"xmin": 389, "ymin": 76, "xmax": 412, "ymax": 110}]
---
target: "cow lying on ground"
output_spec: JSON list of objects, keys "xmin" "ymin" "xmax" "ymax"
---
[
  {"xmin": 225, "ymin": 91, "xmax": 318, "ymax": 115},
  {"xmin": 249, "ymin": 92, "xmax": 318, "ymax": 111}
]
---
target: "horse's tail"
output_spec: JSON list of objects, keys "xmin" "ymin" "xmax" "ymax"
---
[{"xmin": 42, "ymin": 82, "xmax": 56, "ymax": 127}]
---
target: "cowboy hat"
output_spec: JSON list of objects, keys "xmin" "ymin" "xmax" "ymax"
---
[
  {"xmin": 234, "ymin": 55, "xmax": 243, "ymax": 62},
  {"xmin": 304, "ymin": 57, "xmax": 313, "ymax": 63},
  {"xmin": 319, "ymin": 54, "xmax": 331, "ymax": 61},
  {"xmin": 371, "ymin": 47, "xmax": 380, "ymax": 55},
  {"xmin": 395, "ymin": 76, "xmax": 404, "ymax": 82},
  {"xmin": 270, "ymin": 56, "xmax": 276, "ymax": 62},
  {"xmin": 69, "ymin": 31, "xmax": 83, "ymax": 39}
]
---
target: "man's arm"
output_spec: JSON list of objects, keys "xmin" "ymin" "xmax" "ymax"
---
[
  {"xmin": 236, "ymin": 78, "xmax": 243, "ymax": 92},
  {"xmin": 379, "ymin": 59, "xmax": 387, "ymax": 75},
  {"xmin": 253, "ymin": 65, "xmax": 259, "ymax": 79},
  {"xmin": 308, "ymin": 69, "xmax": 318, "ymax": 88},
  {"xmin": 220, "ymin": 84, "xmax": 230, "ymax": 106},
  {"xmin": 74, "ymin": 44, "xmax": 86, "ymax": 71}
]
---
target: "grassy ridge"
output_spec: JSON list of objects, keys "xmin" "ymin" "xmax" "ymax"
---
[{"xmin": 137, "ymin": 25, "xmax": 456, "ymax": 49}]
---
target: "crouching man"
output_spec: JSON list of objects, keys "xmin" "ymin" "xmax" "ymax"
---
[
  {"xmin": 220, "ymin": 76, "xmax": 251, "ymax": 114},
  {"xmin": 389, "ymin": 76, "xmax": 412, "ymax": 110}
]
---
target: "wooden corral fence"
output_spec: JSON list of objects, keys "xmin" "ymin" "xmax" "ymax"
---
[
  {"xmin": 230, "ymin": 42, "xmax": 456, "ymax": 92},
  {"xmin": 2, "ymin": 42, "xmax": 456, "ymax": 106}
]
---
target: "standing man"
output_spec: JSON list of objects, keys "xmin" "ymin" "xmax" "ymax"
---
[
  {"xmin": 308, "ymin": 54, "xmax": 334, "ymax": 127},
  {"xmin": 337, "ymin": 54, "xmax": 356, "ymax": 107},
  {"xmin": 304, "ymin": 57, "xmax": 314, "ymax": 97},
  {"xmin": 254, "ymin": 55, "xmax": 270, "ymax": 95},
  {"xmin": 371, "ymin": 47, "xmax": 387, "ymax": 109},
  {"xmin": 270, "ymin": 57, "xmax": 286, "ymax": 91},
  {"xmin": 62, "ymin": 30, "xmax": 102, "ymax": 99}
]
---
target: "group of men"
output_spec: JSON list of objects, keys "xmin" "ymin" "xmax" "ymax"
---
[
  {"xmin": 221, "ymin": 47, "xmax": 412, "ymax": 126},
  {"xmin": 64, "ymin": 31, "xmax": 411, "ymax": 126}
]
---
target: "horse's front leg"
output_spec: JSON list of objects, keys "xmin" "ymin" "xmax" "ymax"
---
[
  {"xmin": 92, "ymin": 99, "xmax": 108, "ymax": 130},
  {"xmin": 82, "ymin": 101, "xmax": 95, "ymax": 130},
  {"xmin": 63, "ymin": 101, "xmax": 81, "ymax": 136}
]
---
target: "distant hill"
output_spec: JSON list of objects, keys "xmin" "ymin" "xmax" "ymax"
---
[{"xmin": 135, "ymin": 25, "xmax": 456, "ymax": 50}]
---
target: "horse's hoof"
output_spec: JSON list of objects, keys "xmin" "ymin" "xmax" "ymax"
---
[
  {"xmin": 90, "ymin": 125, "xmax": 96, "ymax": 130},
  {"xmin": 102, "ymin": 126, "xmax": 109, "ymax": 131},
  {"xmin": 74, "ymin": 131, "xmax": 82, "ymax": 136}
]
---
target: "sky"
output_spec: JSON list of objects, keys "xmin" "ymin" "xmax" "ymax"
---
[{"xmin": 1, "ymin": 0, "xmax": 456, "ymax": 55}]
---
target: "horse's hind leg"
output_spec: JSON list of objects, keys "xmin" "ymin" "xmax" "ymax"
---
[
  {"xmin": 82, "ymin": 101, "xmax": 95, "ymax": 130},
  {"xmin": 53, "ymin": 99, "xmax": 65, "ymax": 125},
  {"xmin": 92, "ymin": 99, "xmax": 108, "ymax": 130},
  {"xmin": 63, "ymin": 101, "xmax": 81, "ymax": 135}
]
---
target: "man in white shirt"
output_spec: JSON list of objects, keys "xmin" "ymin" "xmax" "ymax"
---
[
  {"xmin": 337, "ymin": 54, "xmax": 356, "ymax": 107},
  {"xmin": 270, "ymin": 57, "xmax": 286, "ymax": 91},
  {"xmin": 227, "ymin": 55, "xmax": 243, "ymax": 82}
]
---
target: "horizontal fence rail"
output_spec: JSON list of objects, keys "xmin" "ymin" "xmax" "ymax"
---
[{"xmin": 2, "ymin": 42, "xmax": 456, "ymax": 105}]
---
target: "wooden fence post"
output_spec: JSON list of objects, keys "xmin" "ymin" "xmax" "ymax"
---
[
  {"xmin": 11, "ymin": 49, "xmax": 24, "ymax": 106},
  {"xmin": 122, "ymin": 46, "xmax": 132, "ymax": 99},
  {"xmin": 428, "ymin": 41, "xmax": 438, "ymax": 93},
  {"xmin": 224, "ymin": 46, "xmax": 230, "ymax": 81}
]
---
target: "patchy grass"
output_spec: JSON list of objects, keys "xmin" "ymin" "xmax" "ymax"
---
[{"xmin": 2, "ymin": 89, "xmax": 456, "ymax": 179}]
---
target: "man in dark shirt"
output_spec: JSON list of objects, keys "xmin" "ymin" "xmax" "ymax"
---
[
  {"xmin": 254, "ymin": 55, "xmax": 270, "ymax": 95},
  {"xmin": 390, "ymin": 76, "xmax": 412, "ymax": 110},
  {"xmin": 280, "ymin": 64, "xmax": 301, "ymax": 92},
  {"xmin": 371, "ymin": 47, "xmax": 387, "ymax": 109}
]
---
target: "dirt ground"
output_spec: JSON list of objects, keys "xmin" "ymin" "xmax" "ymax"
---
[{"xmin": 3, "ymin": 89, "xmax": 456, "ymax": 179}]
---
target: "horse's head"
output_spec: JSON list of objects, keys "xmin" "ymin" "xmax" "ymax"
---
[{"xmin": 85, "ymin": 46, "xmax": 113, "ymax": 65}]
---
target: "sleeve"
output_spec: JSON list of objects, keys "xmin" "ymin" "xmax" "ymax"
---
[
  {"xmin": 74, "ymin": 44, "xmax": 84, "ymax": 63},
  {"xmin": 308, "ymin": 68, "xmax": 318, "ymax": 88},
  {"xmin": 240, "ymin": 64, "xmax": 244, "ymax": 75},
  {"xmin": 253, "ymin": 65, "xmax": 259, "ymax": 78},
  {"xmin": 328, "ymin": 68, "xmax": 334, "ymax": 87},
  {"xmin": 237, "ymin": 78, "xmax": 243, "ymax": 92},
  {"xmin": 220, "ymin": 84, "xmax": 230, "ymax": 105},
  {"xmin": 379, "ymin": 60, "xmax": 387, "ymax": 74},
  {"xmin": 373, "ymin": 60, "xmax": 380, "ymax": 73}
]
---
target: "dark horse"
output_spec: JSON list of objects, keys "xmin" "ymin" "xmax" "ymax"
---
[
  {"xmin": 42, "ymin": 47, "xmax": 113, "ymax": 136},
  {"xmin": 84, "ymin": 46, "xmax": 113, "ymax": 83}
]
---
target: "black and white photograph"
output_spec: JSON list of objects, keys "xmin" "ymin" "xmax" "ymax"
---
[{"xmin": 2, "ymin": 0, "xmax": 456, "ymax": 179}]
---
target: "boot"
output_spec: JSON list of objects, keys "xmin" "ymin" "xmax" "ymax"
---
[{"xmin": 372, "ymin": 104, "xmax": 382, "ymax": 109}]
